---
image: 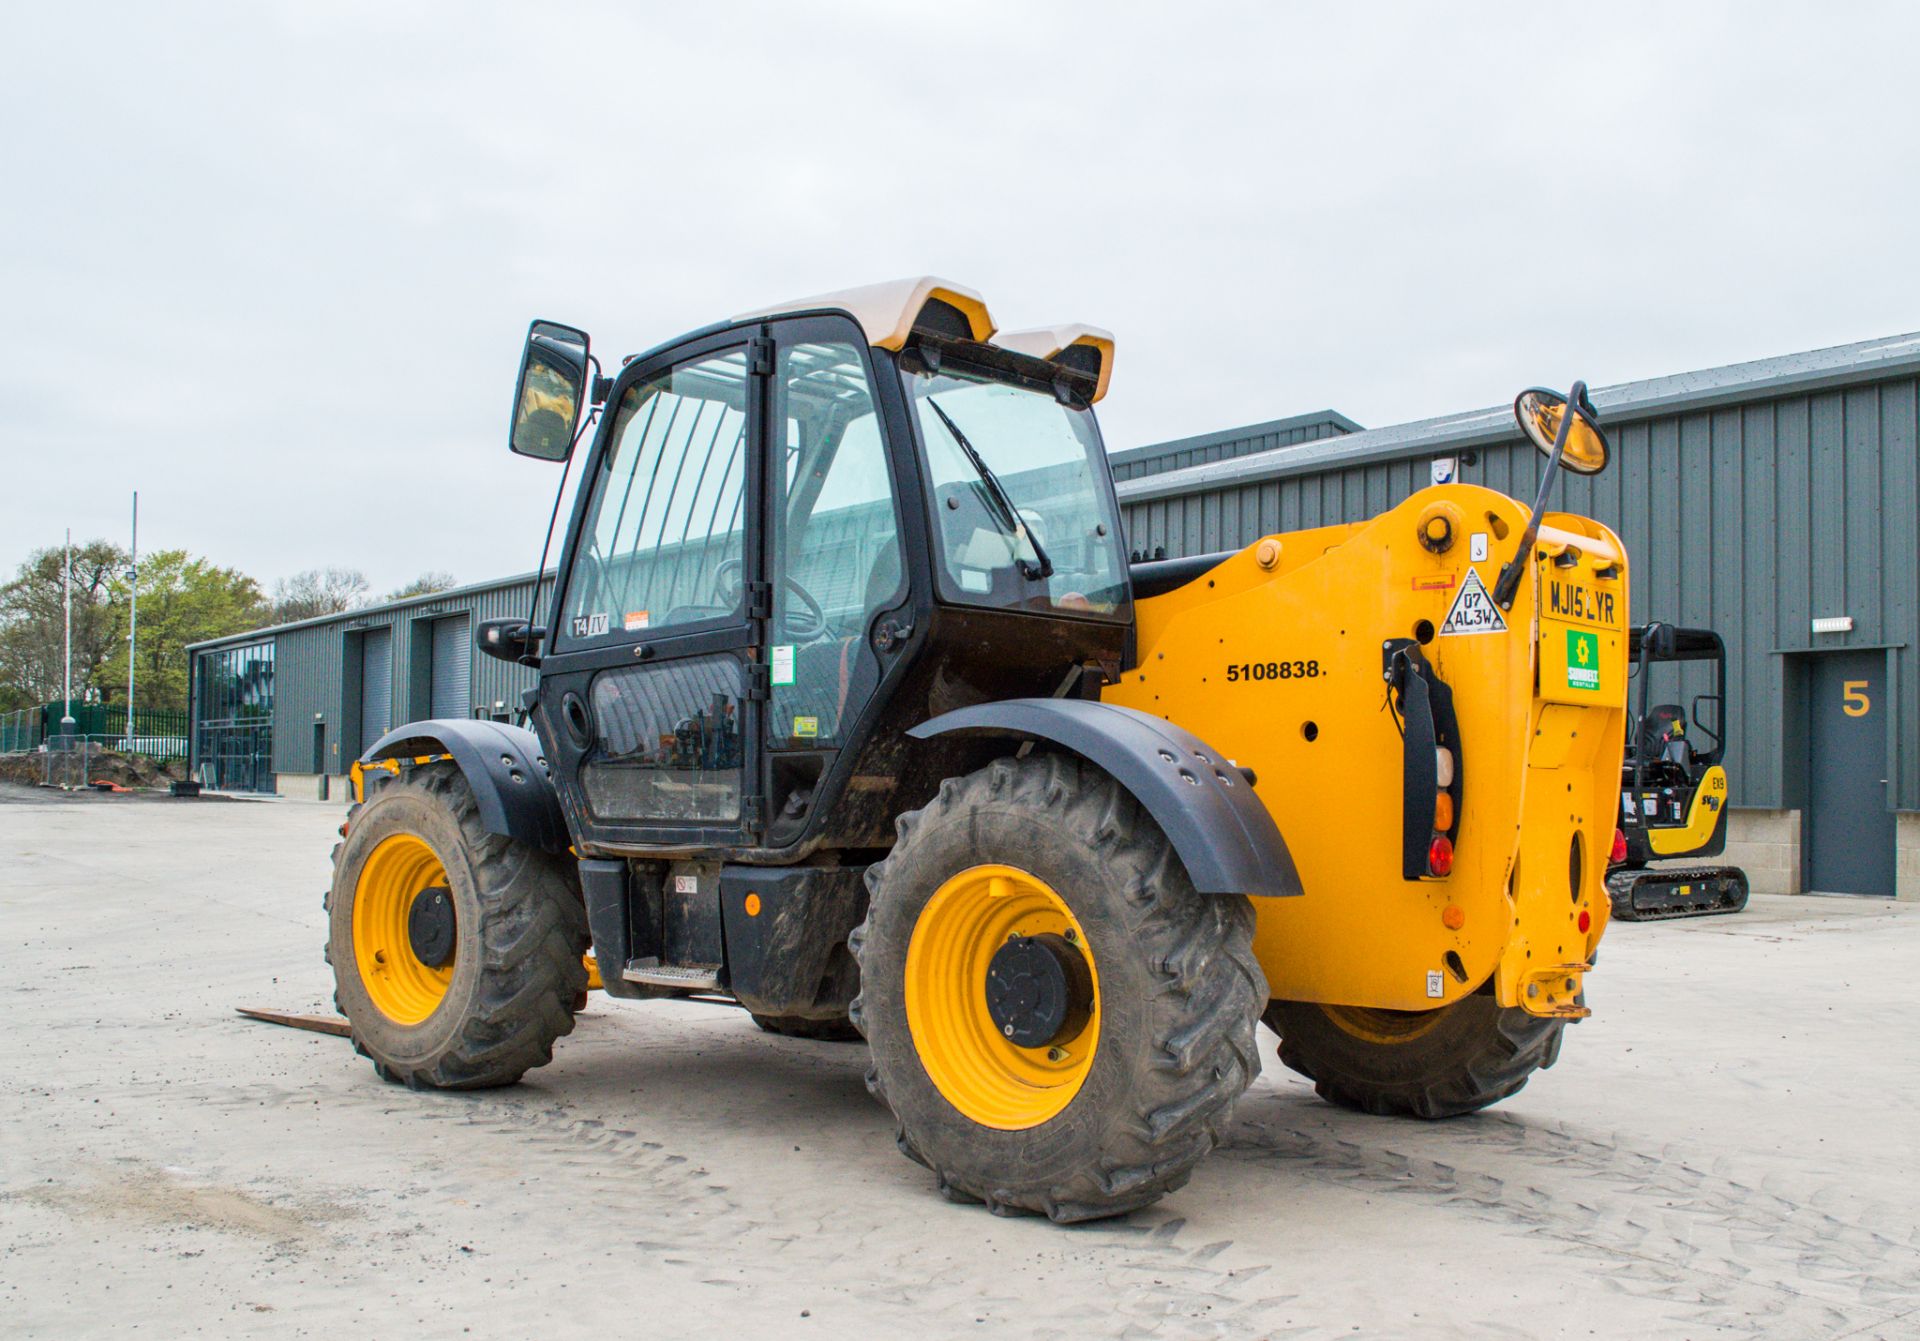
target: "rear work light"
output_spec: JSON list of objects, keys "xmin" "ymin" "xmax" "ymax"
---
[{"xmin": 1428, "ymin": 835, "xmax": 1454, "ymax": 877}]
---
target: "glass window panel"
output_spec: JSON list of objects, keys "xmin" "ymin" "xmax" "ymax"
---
[
  {"xmin": 561, "ymin": 350, "xmax": 751, "ymax": 645},
  {"xmin": 584, "ymin": 655, "xmax": 743, "ymax": 822},
  {"xmin": 771, "ymin": 342, "xmax": 899, "ymax": 747},
  {"xmin": 904, "ymin": 371, "xmax": 1128, "ymax": 617}
]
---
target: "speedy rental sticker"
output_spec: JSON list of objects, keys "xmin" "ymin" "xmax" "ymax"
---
[
  {"xmin": 1566, "ymin": 629, "xmax": 1600, "ymax": 690},
  {"xmin": 1438, "ymin": 569, "xmax": 1507, "ymax": 636},
  {"xmin": 793, "ymin": 715, "xmax": 819, "ymax": 738}
]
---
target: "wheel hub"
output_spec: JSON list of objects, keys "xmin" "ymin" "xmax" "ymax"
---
[
  {"xmin": 984, "ymin": 933, "xmax": 1093, "ymax": 1049},
  {"xmin": 407, "ymin": 886, "xmax": 457, "ymax": 968}
]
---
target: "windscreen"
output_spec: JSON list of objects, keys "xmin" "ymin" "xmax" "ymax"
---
[{"xmin": 904, "ymin": 368, "xmax": 1128, "ymax": 617}]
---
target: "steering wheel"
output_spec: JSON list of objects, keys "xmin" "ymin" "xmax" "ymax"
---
[{"xmin": 713, "ymin": 558, "xmax": 829, "ymax": 641}]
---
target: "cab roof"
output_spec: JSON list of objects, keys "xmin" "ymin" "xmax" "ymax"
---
[{"xmin": 735, "ymin": 275, "xmax": 1114, "ymax": 402}]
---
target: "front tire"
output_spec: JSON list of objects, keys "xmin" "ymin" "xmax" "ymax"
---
[
  {"xmin": 326, "ymin": 763, "xmax": 589, "ymax": 1089},
  {"xmin": 1265, "ymin": 992, "xmax": 1565, "ymax": 1119},
  {"xmin": 852, "ymin": 754, "xmax": 1265, "ymax": 1222}
]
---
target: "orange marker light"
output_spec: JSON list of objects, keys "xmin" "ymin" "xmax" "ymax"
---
[
  {"xmin": 1441, "ymin": 904, "xmax": 1465, "ymax": 930},
  {"xmin": 1433, "ymin": 791, "xmax": 1455, "ymax": 831},
  {"xmin": 744, "ymin": 893, "xmax": 762, "ymax": 917}
]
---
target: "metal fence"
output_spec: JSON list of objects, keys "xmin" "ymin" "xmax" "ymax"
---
[
  {"xmin": 0, "ymin": 709, "xmax": 42, "ymax": 754},
  {"xmin": 0, "ymin": 705, "xmax": 189, "ymax": 758}
]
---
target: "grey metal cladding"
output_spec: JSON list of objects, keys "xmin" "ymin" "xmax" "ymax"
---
[
  {"xmin": 196, "ymin": 571, "xmax": 554, "ymax": 779},
  {"xmin": 1114, "ymin": 334, "xmax": 1920, "ymax": 815}
]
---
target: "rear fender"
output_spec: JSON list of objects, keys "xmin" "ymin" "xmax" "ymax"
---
[
  {"xmin": 908, "ymin": 699, "xmax": 1302, "ymax": 898},
  {"xmin": 361, "ymin": 719, "xmax": 569, "ymax": 853}
]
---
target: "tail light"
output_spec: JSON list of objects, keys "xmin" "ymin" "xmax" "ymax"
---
[
  {"xmin": 1610, "ymin": 828, "xmax": 1627, "ymax": 864},
  {"xmin": 1428, "ymin": 835, "xmax": 1454, "ymax": 877}
]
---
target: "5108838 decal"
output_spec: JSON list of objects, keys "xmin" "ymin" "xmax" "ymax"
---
[{"xmin": 1225, "ymin": 660, "xmax": 1321, "ymax": 682}]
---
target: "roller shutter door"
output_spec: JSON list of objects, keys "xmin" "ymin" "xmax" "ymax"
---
[
  {"xmin": 430, "ymin": 616, "xmax": 471, "ymax": 719},
  {"xmin": 360, "ymin": 627, "xmax": 392, "ymax": 749}
]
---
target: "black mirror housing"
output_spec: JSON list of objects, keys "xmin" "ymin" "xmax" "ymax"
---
[
  {"xmin": 509, "ymin": 320, "xmax": 592, "ymax": 461},
  {"xmin": 477, "ymin": 618, "xmax": 542, "ymax": 667}
]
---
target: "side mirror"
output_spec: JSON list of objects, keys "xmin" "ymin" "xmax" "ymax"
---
[
  {"xmin": 509, "ymin": 320, "xmax": 592, "ymax": 461},
  {"xmin": 1513, "ymin": 385, "xmax": 1610, "ymax": 475},
  {"xmin": 1491, "ymin": 378, "xmax": 1608, "ymax": 611},
  {"xmin": 477, "ymin": 618, "xmax": 543, "ymax": 667}
]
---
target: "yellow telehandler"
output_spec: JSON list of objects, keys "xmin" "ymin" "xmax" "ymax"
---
[{"xmin": 326, "ymin": 278, "xmax": 1627, "ymax": 1220}]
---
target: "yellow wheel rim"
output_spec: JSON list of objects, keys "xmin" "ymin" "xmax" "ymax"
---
[
  {"xmin": 352, "ymin": 833, "xmax": 456, "ymax": 1025},
  {"xmin": 1320, "ymin": 1002, "xmax": 1446, "ymax": 1046},
  {"xmin": 904, "ymin": 864, "xmax": 1100, "ymax": 1130}
]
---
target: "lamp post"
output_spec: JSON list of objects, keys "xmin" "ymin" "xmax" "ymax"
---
[
  {"xmin": 125, "ymin": 492, "xmax": 138, "ymax": 748},
  {"xmin": 61, "ymin": 529, "xmax": 76, "ymax": 738}
]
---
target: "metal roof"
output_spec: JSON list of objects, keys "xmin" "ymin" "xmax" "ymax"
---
[
  {"xmin": 1116, "ymin": 329, "xmax": 1920, "ymax": 504},
  {"xmin": 186, "ymin": 569, "xmax": 555, "ymax": 654},
  {"xmin": 1105, "ymin": 409, "xmax": 1363, "ymax": 470}
]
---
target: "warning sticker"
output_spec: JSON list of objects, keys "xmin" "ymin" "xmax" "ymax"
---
[
  {"xmin": 623, "ymin": 610, "xmax": 650, "ymax": 632},
  {"xmin": 1438, "ymin": 569, "xmax": 1507, "ymax": 636},
  {"xmin": 1566, "ymin": 628, "xmax": 1601, "ymax": 690},
  {"xmin": 770, "ymin": 644, "xmax": 796, "ymax": 687}
]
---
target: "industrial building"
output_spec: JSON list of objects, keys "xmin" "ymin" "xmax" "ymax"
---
[
  {"xmin": 188, "ymin": 330, "xmax": 1919, "ymax": 896},
  {"xmin": 188, "ymin": 574, "xmax": 551, "ymax": 799}
]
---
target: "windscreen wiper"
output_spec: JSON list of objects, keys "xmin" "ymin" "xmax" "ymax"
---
[{"xmin": 925, "ymin": 397, "xmax": 1054, "ymax": 581}]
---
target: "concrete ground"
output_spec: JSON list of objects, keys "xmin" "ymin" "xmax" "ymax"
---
[{"xmin": 1, "ymin": 786, "xmax": 1916, "ymax": 1341}]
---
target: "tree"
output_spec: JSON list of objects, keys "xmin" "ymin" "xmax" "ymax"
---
[
  {"xmin": 0, "ymin": 541, "xmax": 128, "ymax": 712},
  {"xmin": 385, "ymin": 571, "xmax": 458, "ymax": 602},
  {"xmin": 0, "ymin": 543, "xmax": 270, "ymax": 715},
  {"xmin": 272, "ymin": 566, "xmax": 369, "ymax": 622},
  {"xmin": 96, "ymin": 550, "xmax": 267, "ymax": 712}
]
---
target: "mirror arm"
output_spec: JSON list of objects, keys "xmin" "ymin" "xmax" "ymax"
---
[{"xmin": 1491, "ymin": 379, "xmax": 1585, "ymax": 611}]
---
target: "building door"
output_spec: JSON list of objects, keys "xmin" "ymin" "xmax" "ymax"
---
[
  {"xmin": 1805, "ymin": 650, "xmax": 1895, "ymax": 895},
  {"xmin": 360, "ymin": 627, "xmax": 393, "ymax": 752},
  {"xmin": 430, "ymin": 615, "xmax": 471, "ymax": 718}
]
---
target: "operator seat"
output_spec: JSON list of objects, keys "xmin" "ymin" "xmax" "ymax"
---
[
  {"xmin": 782, "ymin": 536, "xmax": 902, "ymax": 745},
  {"xmin": 1638, "ymin": 704, "xmax": 1693, "ymax": 776}
]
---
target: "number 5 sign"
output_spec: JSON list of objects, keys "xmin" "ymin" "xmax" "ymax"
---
[{"xmin": 1842, "ymin": 679, "xmax": 1871, "ymax": 717}]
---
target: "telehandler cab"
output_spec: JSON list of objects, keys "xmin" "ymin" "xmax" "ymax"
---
[{"xmin": 328, "ymin": 278, "xmax": 1630, "ymax": 1221}]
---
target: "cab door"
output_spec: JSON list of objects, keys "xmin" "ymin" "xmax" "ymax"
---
[{"xmin": 536, "ymin": 333, "xmax": 771, "ymax": 850}]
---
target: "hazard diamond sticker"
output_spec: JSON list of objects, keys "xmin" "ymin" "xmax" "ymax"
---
[{"xmin": 1438, "ymin": 569, "xmax": 1508, "ymax": 636}]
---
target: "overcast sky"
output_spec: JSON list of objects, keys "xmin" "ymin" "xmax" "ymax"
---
[{"xmin": 6, "ymin": 2, "xmax": 1919, "ymax": 596}]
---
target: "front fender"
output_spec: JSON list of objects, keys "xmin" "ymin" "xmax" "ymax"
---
[
  {"xmin": 908, "ymin": 699, "xmax": 1302, "ymax": 898},
  {"xmin": 361, "ymin": 718, "xmax": 569, "ymax": 853}
]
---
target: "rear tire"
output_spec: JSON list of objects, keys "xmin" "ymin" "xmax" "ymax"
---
[
  {"xmin": 325, "ymin": 762, "xmax": 589, "ymax": 1089},
  {"xmin": 1265, "ymin": 992, "xmax": 1564, "ymax": 1119},
  {"xmin": 852, "ymin": 754, "xmax": 1265, "ymax": 1222}
]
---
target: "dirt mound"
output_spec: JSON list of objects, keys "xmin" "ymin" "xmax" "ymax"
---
[
  {"xmin": 0, "ymin": 750, "xmax": 187, "ymax": 791},
  {"xmin": 0, "ymin": 755, "xmax": 43, "ymax": 787},
  {"xmin": 88, "ymin": 751, "xmax": 187, "ymax": 789}
]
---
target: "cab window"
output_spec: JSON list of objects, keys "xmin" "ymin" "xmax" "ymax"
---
[{"xmin": 560, "ymin": 349, "xmax": 750, "ymax": 645}]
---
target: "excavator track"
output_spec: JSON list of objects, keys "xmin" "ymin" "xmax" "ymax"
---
[{"xmin": 1606, "ymin": 864, "xmax": 1749, "ymax": 921}]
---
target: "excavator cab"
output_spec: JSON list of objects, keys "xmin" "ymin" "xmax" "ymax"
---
[{"xmin": 1608, "ymin": 622, "xmax": 1749, "ymax": 918}]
